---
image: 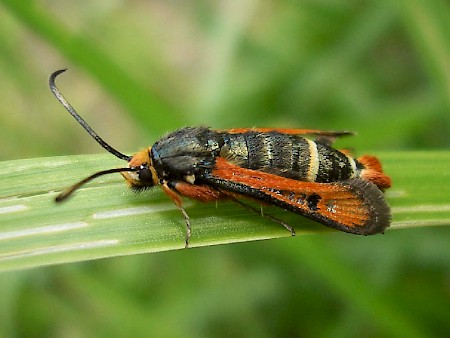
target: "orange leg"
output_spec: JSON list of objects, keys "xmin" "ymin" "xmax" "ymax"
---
[
  {"xmin": 161, "ymin": 180, "xmax": 224, "ymax": 248},
  {"xmin": 161, "ymin": 182, "xmax": 192, "ymax": 248}
]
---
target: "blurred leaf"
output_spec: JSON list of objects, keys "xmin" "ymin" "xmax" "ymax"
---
[
  {"xmin": 1, "ymin": 0, "xmax": 184, "ymax": 131},
  {"xmin": 398, "ymin": 0, "xmax": 450, "ymax": 108}
]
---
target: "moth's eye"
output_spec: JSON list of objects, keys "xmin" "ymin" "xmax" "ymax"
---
[{"xmin": 138, "ymin": 165, "xmax": 154, "ymax": 186}]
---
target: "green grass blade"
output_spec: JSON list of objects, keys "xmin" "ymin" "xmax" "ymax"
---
[{"xmin": 0, "ymin": 151, "xmax": 448, "ymax": 272}]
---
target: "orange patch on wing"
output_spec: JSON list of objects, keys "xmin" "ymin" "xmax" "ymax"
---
[{"xmin": 212, "ymin": 157, "xmax": 389, "ymax": 234}]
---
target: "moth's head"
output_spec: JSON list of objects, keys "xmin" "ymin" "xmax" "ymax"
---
[
  {"xmin": 54, "ymin": 148, "xmax": 159, "ymax": 202},
  {"xmin": 121, "ymin": 148, "xmax": 159, "ymax": 190}
]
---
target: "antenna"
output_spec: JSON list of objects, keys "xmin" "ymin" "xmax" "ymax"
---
[
  {"xmin": 55, "ymin": 167, "xmax": 137, "ymax": 202},
  {"xmin": 49, "ymin": 69, "xmax": 131, "ymax": 161},
  {"xmin": 49, "ymin": 69, "xmax": 137, "ymax": 202}
]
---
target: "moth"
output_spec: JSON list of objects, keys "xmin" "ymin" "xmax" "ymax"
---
[{"xmin": 50, "ymin": 69, "xmax": 391, "ymax": 247}]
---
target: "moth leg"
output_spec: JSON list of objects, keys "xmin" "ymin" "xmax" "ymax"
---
[
  {"xmin": 161, "ymin": 181, "xmax": 192, "ymax": 248},
  {"xmin": 230, "ymin": 197, "xmax": 296, "ymax": 236},
  {"xmin": 162, "ymin": 180, "xmax": 225, "ymax": 248}
]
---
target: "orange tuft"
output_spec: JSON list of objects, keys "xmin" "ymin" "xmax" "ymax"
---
[{"xmin": 358, "ymin": 155, "xmax": 391, "ymax": 189}]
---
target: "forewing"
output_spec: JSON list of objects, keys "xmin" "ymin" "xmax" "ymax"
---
[
  {"xmin": 221, "ymin": 128, "xmax": 353, "ymax": 138},
  {"xmin": 204, "ymin": 158, "xmax": 390, "ymax": 235}
]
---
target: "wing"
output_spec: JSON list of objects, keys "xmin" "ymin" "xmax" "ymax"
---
[
  {"xmin": 203, "ymin": 158, "xmax": 390, "ymax": 235},
  {"xmin": 221, "ymin": 128, "xmax": 353, "ymax": 138},
  {"xmin": 220, "ymin": 128, "xmax": 353, "ymax": 146}
]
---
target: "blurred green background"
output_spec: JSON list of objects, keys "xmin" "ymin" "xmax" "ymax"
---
[{"xmin": 1, "ymin": 1, "xmax": 450, "ymax": 337}]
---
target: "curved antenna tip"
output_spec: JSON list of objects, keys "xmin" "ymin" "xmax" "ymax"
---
[{"xmin": 49, "ymin": 68, "xmax": 68, "ymax": 81}]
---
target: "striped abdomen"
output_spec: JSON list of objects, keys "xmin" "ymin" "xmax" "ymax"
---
[{"xmin": 219, "ymin": 131, "xmax": 358, "ymax": 183}]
